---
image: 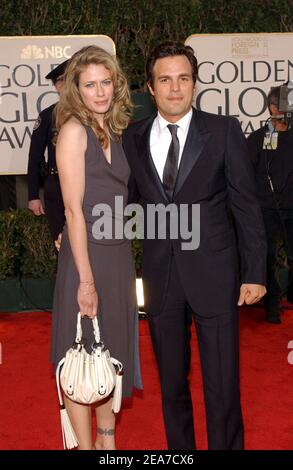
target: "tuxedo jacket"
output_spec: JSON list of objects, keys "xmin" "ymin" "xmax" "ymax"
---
[
  {"xmin": 123, "ymin": 108, "xmax": 267, "ymax": 317},
  {"xmin": 247, "ymin": 125, "xmax": 293, "ymax": 209}
]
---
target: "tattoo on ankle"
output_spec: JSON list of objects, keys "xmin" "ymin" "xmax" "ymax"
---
[{"xmin": 97, "ymin": 427, "xmax": 115, "ymax": 436}]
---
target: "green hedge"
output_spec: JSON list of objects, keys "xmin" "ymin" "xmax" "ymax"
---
[
  {"xmin": 15, "ymin": 210, "xmax": 57, "ymax": 277},
  {"xmin": 0, "ymin": 209, "xmax": 56, "ymax": 279},
  {"xmin": 0, "ymin": 209, "xmax": 143, "ymax": 280},
  {"xmin": 2, "ymin": 0, "xmax": 293, "ymax": 90},
  {"xmin": 0, "ymin": 211, "xmax": 20, "ymax": 280}
]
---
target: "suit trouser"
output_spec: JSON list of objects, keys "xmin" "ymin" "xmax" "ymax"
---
[
  {"xmin": 44, "ymin": 175, "xmax": 65, "ymax": 242},
  {"xmin": 148, "ymin": 257, "xmax": 244, "ymax": 450},
  {"xmin": 261, "ymin": 208, "xmax": 293, "ymax": 309},
  {"xmin": 0, "ymin": 176, "xmax": 16, "ymax": 210}
]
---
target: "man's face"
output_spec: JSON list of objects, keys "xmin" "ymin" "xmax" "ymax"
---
[
  {"xmin": 54, "ymin": 77, "xmax": 64, "ymax": 94},
  {"xmin": 269, "ymin": 104, "xmax": 281, "ymax": 118},
  {"xmin": 269, "ymin": 103, "xmax": 288, "ymax": 131},
  {"xmin": 148, "ymin": 55, "xmax": 195, "ymax": 123}
]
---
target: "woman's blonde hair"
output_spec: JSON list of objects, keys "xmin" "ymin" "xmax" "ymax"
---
[{"xmin": 55, "ymin": 45, "xmax": 133, "ymax": 147}]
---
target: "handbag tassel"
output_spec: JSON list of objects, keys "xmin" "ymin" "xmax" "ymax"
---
[
  {"xmin": 60, "ymin": 406, "xmax": 79, "ymax": 449},
  {"xmin": 111, "ymin": 359, "xmax": 123, "ymax": 413},
  {"xmin": 56, "ymin": 359, "xmax": 78, "ymax": 449}
]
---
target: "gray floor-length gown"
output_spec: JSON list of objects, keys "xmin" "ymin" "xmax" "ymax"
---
[{"xmin": 51, "ymin": 126, "xmax": 142, "ymax": 397}]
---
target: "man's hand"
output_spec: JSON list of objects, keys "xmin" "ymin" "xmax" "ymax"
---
[
  {"xmin": 238, "ymin": 284, "xmax": 266, "ymax": 306},
  {"xmin": 28, "ymin": 199, "xmax": 45, "ymax": 216}
]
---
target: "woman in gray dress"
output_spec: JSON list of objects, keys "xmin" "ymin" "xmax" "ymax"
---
[{"xmin": 51, "ymin": 45, "xmax": 142, "ymax": 450}]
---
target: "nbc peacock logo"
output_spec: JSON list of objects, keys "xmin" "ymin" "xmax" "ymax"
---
[
  {"xmin": 21, "ymin": 45, "xmax": 44, "ymax": 59},
  {"xmin": 20, "ymin": 45, "xmax": 71, "ymax": 59}
]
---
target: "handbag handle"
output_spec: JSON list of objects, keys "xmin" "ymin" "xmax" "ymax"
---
[{"xmin": 75, "ymin": 312, "xmax": 101, "ymax": 345}]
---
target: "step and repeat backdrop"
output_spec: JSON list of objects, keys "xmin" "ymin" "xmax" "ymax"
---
[
  {"xmin": 0, "ymin": 33, "xmax": 293, "ymax": 175},
  {"xmin": 0, "ymin": 35, "xmax": 115, "ymax": 175},
  {"xmin": 186, "ymin": 33, "xmax": 293, "ymax": 134}
]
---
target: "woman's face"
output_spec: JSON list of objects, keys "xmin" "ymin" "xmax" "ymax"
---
[{"xmin": 78, "ymin": 63, "xmax": 114, "ymax": 125}]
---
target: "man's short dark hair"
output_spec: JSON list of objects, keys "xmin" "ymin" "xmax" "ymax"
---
[
  {"xmin": 146, "ymin": 41, "xmax": 198, "ymax": 87},
  {"xmin": 267, "ymin": 86, "xmax": 281, "ymax": 111}
]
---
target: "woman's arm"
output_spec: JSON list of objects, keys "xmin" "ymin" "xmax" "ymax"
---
[{"xmin": 56, "ymin": 119, "xmax": 98, "ymax": 318}]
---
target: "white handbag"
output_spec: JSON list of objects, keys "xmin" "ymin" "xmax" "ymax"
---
[{"xmin": 56, "ymin": 312, "xmax": 123, "ymax": 449}]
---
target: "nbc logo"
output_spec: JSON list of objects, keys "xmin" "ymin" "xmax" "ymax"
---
[
  {"xmin": 21, "ymin": 45, "xmax": 71, "ymax": 59},
  {"xmin": 21, "ymin": 45, "xmax": 44, "ymax": 59}
]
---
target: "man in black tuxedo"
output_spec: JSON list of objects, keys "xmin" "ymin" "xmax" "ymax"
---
[{"xmin": 123, "ymin": 42, "xmax": 267, "ymax": 450}]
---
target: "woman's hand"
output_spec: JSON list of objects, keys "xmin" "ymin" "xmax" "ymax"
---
[
  {"xmin": 54, "ymin": 233, "xmax": 62, "ymax": 252},
  {"xmin": 77, "ymin": 281, "xmax": 98, "ymax": 318}
]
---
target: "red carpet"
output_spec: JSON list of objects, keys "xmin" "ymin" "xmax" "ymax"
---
[{"xmin": 0, "ymin": 305, "xmax": 292, "ymax": 450}]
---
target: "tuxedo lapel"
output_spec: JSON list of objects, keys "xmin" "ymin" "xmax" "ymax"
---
[
  {"xmin": 174, "ymin": 108, "xmax": 211, "ymax": 197},
  {"xmin": 135, "ymin": 116, "xmax": 169, "ymax": 202}
]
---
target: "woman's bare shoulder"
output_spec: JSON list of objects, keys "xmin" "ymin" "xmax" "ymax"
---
[{"xmin": 59, "ymin": 117, "xmax": 86, "ymax": 139}]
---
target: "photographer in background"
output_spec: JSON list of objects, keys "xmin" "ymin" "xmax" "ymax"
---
[
  {"xmin": 247, "ymin": 84, "xmax": 293, "ymax": 324},
  {"xmin": 27, "ymin": 60, "xmax": 68, "ymax": 242}
]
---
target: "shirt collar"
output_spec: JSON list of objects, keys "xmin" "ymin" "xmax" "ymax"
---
[{"xmin": 157, "ymin": 108, "xmax": 193, "ymax": 136}]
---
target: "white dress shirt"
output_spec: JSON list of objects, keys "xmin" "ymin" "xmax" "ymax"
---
[{"xmin": 150, "ymin": 109, "xmax": 193, "ymax": 181}]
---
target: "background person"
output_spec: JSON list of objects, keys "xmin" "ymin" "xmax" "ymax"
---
[
  {"xmin": 27, "ymin": 60, "xmax": 68, "ymax": 242},
  {"xmin": 247, "ymin": 85, "xmax": 293, "ymax": 324},
  {"xmin": 0, "ymin": 176, "xmax": 16, "ymax": 210}
]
